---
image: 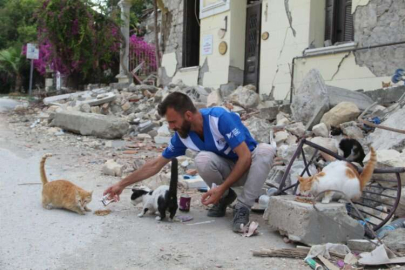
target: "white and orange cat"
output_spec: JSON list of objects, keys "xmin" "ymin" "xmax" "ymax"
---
[
  {"xmin": 298, "ymin": 147, "xmax": 376, "ymax": 203},
  {"xmin": 41, "ymin": 154, "xmax": 93, "ymax": 215}
]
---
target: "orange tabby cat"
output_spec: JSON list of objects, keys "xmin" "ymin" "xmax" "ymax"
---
[{"xmin": 41, "ymin": 154, "xmax": 92, "ymax": 215}]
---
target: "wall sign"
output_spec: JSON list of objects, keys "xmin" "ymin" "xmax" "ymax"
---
[{"xmin": 202, "ymin": 35, "xmax": 213, "ymax": 55}]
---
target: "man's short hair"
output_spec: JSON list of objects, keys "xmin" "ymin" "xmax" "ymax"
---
[{"xmin": 157, "ymin": 92, "xmax": 197, "ymax": 116}]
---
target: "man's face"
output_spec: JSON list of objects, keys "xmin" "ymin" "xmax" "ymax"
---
[{"xmin": 165, "ymin": 107, "xmax": 192, "ymax": 138}]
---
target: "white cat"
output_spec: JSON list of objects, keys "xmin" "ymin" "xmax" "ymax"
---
[{"xmin": 298, "ymin": 147, "xmax": 376, "ymax": 203}]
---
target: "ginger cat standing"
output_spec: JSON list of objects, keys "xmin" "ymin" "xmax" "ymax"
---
[
  {"xmin": 298, "ymin": 147, "xmax": 377, "ymax": 203},
  {"xmin": 41, "ymin": 154, "xmax": 92, "ymax": 215}
]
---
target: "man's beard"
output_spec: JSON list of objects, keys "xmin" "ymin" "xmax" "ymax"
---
[{"xmin": 176, "ymin": 120, "xmax": 192, "ymax": 138}]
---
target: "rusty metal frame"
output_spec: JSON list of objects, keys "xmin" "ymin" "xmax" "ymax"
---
[{"xmin": 275, "ymin": 138, "xmax": 404, "ymax": 231}]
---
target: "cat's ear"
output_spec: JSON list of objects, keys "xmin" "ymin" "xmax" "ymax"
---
[{"xmin": 298, "ymin": 177, "xmax": 304, "ymax": 182}]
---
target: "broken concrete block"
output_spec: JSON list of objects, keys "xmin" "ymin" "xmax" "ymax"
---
[
  {"xmin": 49, "ymin": 111, "xmax": 129, "ymax": 139},
  {"xmin": 368, "ymin": 107, "xmax": 405, "ymax": 151},
  {"xmin": 102, "ymin": 159, "xmax": 123, "ymax": 177},
  {"xmin": 244, "ymin": 117, "xmax": 272, "ymax": 144},
  {"xmin": 347, "ymin": 239, "xmax": 379, "ymax": 252},
  {"xmin": 154, "ymin": 136, "xmax": 171, "ymax": 144},
  {"xmin": 121, "ymin": 101, "xmax": 131, "ymax": 112},
  {"xmin": 304, "ymin": 137, "xmax": 339, "ymax": 157},
  {"xmin": 286, "ymin": 135, "xmax": 297, "ymax": 145},
  {"xmin": 291, "ymin": 69, "xmax": 330, "ymax": 125},
  {"xmin": 275, "ymin": 131, "xmax": 289, "ymax": 145},
  {"xmin": 321, "ymin": 102, "xmax": 360, "ymax": 127},
  {"xmin": 207, "ymin": 89, "xmax": 222, "ymax": 107},
  {"xmin": 340, "ymin": 121, "xmax": 364, "ymax": 139},
  {"xmin": 229, "ymin": 85, "xmax": 260, "ymax": 109},
  {"xmin": 263, "ymin": 195, "xmax": 364, "ymax": 245},
  {"xmin": 363, "ymin": 85, "xmax": 405, "ymax": 107},
  {"xmin": 91, "ymin": 106, "xmax": 101, "ymax": 114},
  {"xmin": 382, "ymin": 228, "xmax": 405, "ymax": 252},
  {"xmin": 157, "ymin": 124, "xmax": 171, "ymax": 136},
  {"xmin": 312, "ymin": 123, "xmax": 329, "ymax": 137},
  {"xmin": 80, "ymin": 103, "xmax": 91, "ymax": 113},
  {"xmin": 286, "ymin": 122, "xmax": 305, "ymax": 137},
  {"xmin": 304, "ymin": 103, "xmax": 330, "ymax": 131},
  {"xmin": 259, "ymin": 107, "xmax": 279, "ymax": 121},
  {"xmin": 326, "ymin": 85, "xmax": 374, "ymax": 111},
  {"xmin": 277, "ymin": 144, "xmax": 299, "ymax": 164}
]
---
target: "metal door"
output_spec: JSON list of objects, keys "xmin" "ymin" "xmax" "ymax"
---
[{"xmin": 244, "ymin": 1, "xmax": 262, "ymax": 91}]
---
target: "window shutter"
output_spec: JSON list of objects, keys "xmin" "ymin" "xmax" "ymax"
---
[
  {"xmin": 325, "ymin": 0, "xmax": 335, "ymax": 42},
  {"xmin": 343, "ymin": 0, "xmax": 354, "ymax": 41}
]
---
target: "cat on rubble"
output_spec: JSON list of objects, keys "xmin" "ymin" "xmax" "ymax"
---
[
  {"xmin": 41, "ymin": 154, "xmax": 93, "ymax": 215},
  {"xmin": 339, "ymin": 138, "xmax": 366, "ymax": 166},
  {"xmin": 131, "ymin": 158, "xmax": 178, "ymax": 221},
  {"xmin": 298, "ymin": 147, "xmax": 376, "ymax": 203}
]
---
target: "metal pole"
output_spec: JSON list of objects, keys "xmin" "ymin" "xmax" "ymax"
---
[{"xmin": 29, "ymin": 59, "xmax": 34, "ymax": 96}]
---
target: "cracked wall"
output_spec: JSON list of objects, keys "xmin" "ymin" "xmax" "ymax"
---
[{"xmin": 354, "ymin": 0, "xmax": 405, "ymax": 76}]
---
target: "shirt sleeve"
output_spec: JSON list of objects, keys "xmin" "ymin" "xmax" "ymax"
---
[
  {"xmin": 162, "ymin": 133, "xmax": 187, "ymax": 159},
  {"xmin": 218, "ymin": 112, "xmax": 246, "ymax": 150}
]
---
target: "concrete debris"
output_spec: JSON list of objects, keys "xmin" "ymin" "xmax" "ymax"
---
[
  {"xmin": 263, "ymin": 195, "xmax": 364, "ymax": 245},
  {"xmin": 276, "ymin": 112, "xmax": 291, "ymax": 126},
  {"xmin": 321, "ymin": 102, "xmax": 360, "ymax": 128},
  {"xmin": 286, "ymin": 122, "xmax": 305, "ymax": 137},
  {"xmin": 382, "ymin": 228, "xmax": 405, "ymax": 252},
  {"xmin": 304, "ymin": 137, "xmax": 339, "ymax": 157},
  {"xmin": 312, "ymin": 123, "xmax": 329, "ymax": 138},
  {"xmin": 368, "ymin": 107, "xmax": 405, "ymax": 151},
  {"xmin": 244, "ymin": 117, "xmax": 273, "ymax": 144},
  {"xmin": 274, "ymin": 131, "xmax": 290, "ymax": 145},
  {"xmin": 229, "ymin": 85, "xmax": 260, "ymax": 109},
  {"xmin": 49, "ymin": 111, "xmax": 129, "ymax": 139},
  {"xmin": 206, "ymin": 89, "xmax": 222, "ymax": 107},
  {"xmin": 102, "ymin": 159, "xmax": 124, "ymax": 177},
  {"xmin": 340, "ymin": 121, "xmax": 364, "ymax": 139}
]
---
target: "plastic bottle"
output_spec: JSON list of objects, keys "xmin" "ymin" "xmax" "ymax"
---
[{"xmin": 376, "ymin": 218, "xmax": 405, "ymax": 238}]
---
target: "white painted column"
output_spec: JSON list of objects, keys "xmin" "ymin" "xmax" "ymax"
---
[{"xmin": 116, "ymin": 0, "xmax": 132, "ymax": 83}]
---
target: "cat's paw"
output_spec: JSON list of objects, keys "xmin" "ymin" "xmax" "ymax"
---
[
  {"xmin": 84, "ymin": 207, "xmax": 91, "ymax": 212},
  {"xmin": 155, "ymin": 216, "xmax": 162, "ymax": 221},
  {"xmin": 138, "ymin": 213, "xmax": 144, "ymax": 217}
]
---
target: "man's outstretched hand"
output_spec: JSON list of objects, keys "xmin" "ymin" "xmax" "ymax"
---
[
  {"xmin": 103, "ymin": 184, "xmax": 123, "ymax": 202},
  {"xmin": 201, "ymin": 186, "xmax": 225, "ymax": 206}
]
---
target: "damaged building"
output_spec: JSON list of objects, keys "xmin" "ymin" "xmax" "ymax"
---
[{"xmin": 141, "ymin": 0, "xmax": 405, "ymax": 100}]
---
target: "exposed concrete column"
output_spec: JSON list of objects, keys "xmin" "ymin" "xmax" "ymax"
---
[{"xmin": 116, "ymin": 0, "xmax": 132, "ymax": 83}]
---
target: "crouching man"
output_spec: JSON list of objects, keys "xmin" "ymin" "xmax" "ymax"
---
[{"xmin": 104, "ymin": 92, "xmax": 276, "ymax": 232}]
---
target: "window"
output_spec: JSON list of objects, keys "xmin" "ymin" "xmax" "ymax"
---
[
  {"xmin": 182, "ymin": 0, "xmax": 200, "ymax": 68},
  {"xmin": 325, "ymin": 0, "xmax": 353, "ymax": 45}
]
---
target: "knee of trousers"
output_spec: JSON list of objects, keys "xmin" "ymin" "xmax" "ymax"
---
[
  {"xmin": 253, "ymin": 143, "xmax": 277, "ymax": 163},
  {"xmin": 195, "ymin": 151, "xmax": 218, "ymax": 173}
]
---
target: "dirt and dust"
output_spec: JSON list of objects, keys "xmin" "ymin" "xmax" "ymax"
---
[{"xmin": 0, "ymin": 106, "xmax": 308, "ymax": 270}]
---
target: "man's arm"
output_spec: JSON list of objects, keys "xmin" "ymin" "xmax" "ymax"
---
[
  {"xmin": 201, "ymin": 142, "xmax": 252, "ymax": 205},
  {"xmin": 103, "ymin": 155, "xmax": 171, "ymax": 201}
]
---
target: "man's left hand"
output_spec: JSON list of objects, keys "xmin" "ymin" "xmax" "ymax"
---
[{"xmin": 201, "ymin": 186, "xmax": 225, "ymax": 205}]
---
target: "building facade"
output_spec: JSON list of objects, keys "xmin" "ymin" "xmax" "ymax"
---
[{"xmin": 144, "ymin": 0, "xmax": 405, "ymax": 100}]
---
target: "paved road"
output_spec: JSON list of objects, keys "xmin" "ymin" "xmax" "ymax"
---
[{"xmin": 0, "ymin": 97, "xmax": 21, "ymax": 112}]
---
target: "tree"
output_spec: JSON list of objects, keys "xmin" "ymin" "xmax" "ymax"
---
[
  {"xmin": 36, "ymin": 0, "xmax": 122, "ymax": 86},
  {"xmin": 0, "ymin": 47, "xmax": 25, "ymax": 92}
]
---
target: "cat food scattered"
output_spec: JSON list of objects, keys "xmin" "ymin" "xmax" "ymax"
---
[
  {"xmin": 294, "ymin": 197, "xmax": 314, "ymax": 204},
  {"xmin": 94, "ymin": 209, "xmax": 111, "ymax": 216}
]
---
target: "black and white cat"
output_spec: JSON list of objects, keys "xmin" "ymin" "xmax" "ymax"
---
[
  {"xmin": 131, "ymin": 158, "xmax": 178, "ymax": 221},
  {"xmin": 339, "ymin": 138, "xmax": 366, "ymax": 166}
]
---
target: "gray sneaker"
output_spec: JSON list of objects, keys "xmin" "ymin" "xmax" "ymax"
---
[
  {"xmin": 207, "ymin": 188, "xmax": 237, "ymax": 217},
  {"xmin": 232, "ymin": 205, "xmax": 250, "ymax": 232}
]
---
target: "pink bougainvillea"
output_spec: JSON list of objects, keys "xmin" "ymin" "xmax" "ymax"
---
[{"xmin": 129, "ymin": 35, "xmax": 157, "ymax": 74}]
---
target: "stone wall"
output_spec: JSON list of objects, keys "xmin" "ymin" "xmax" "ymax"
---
[
  {"xmin": 354, "ymin": 0, "xmax": 405, "ymax": 76},
  {"xmin": 141, "ymin": 0, "xmax": 184, "ymax": 68}
]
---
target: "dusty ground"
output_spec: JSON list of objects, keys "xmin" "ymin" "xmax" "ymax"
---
[{"xmin": 0, "ymin": 100, "xmax": 308, "ymax": 270}]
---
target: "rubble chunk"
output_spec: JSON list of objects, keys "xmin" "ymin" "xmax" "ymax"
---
[
  {"xmin": 229, "ymin": 85, "xmax": 260, "ymax": 109},
  {"xmin": 286, "ymin": 122, "xmax": 305, "ymax": 137},
  {"xmin": 321, "ymin": 102, "xmax": 360, "ymax": 127},
  {"xmin": 102, "ymin": 159, "xmax": 124, "ymax": 177},
  {"xmin": 263, "ymin": 195, "xmax": 364, "ymax": 245},
  {"xmin": 312, "ymin": 123, "xmax": 329, "ymax": 138},
  {"xmin": 340, "ymin": 121, "xmax": 364, "ymax": 139},
  {"xmin": 49, "ymin": 111, "xmax": 129, "ymax": 139}
]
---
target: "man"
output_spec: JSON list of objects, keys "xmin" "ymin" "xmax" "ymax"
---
[{"xmin": 104, "ymin": 92, "xmax": 276, "ymax": 232}]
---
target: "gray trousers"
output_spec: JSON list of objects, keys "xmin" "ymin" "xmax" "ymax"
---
[{"xmin": 195, "ymin": 143, "xmax": 276, "ymax": 207}]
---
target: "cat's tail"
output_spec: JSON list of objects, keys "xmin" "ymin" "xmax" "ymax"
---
[
  {"xmin": 40, "ymin": 153, "xmax": 53, "ymax": 185},
  {"xmin": 359, "ymin": 147, "xmax": 377, "ymax": 190},
  {"xmin": 169, "ymin": 158, "xmax": 178, "ymax": 195}
]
